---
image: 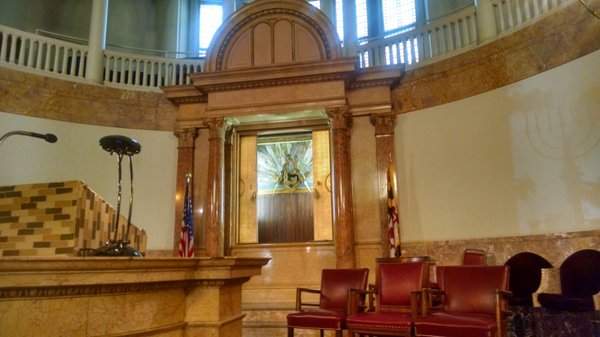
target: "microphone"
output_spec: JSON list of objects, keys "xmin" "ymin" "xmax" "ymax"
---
[
  {"xmin": 0, "ymin": 131, "xmax": 58, "ymax": 146},
  {"xmin": 19, "ymin": 131, "xmax": 58, "ymax": 143}
]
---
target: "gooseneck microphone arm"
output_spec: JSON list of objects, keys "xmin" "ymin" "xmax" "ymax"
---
[{"xmin": 0, "ymin": 131, "xmax": 58, "ymax": 146}]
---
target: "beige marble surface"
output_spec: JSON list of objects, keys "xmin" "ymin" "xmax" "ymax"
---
[{"xmin": 0, "ymin": 256, "xmax": 269, "ymax": 337}]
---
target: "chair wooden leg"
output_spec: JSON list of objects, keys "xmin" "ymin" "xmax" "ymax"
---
[
  {"xmin": 335, "ymin": 330, "xmax": 342, "ymax": 337},
  {"xmin": 287, "ymin": 327, "xmax": 294, "ymax": 337},
  {"xmin": 320, "ymin": 329, "xmax": 325, "ymax": 337}
]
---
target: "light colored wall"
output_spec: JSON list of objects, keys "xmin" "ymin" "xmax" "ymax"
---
[
  {"xmin": 107, "ymin": 0, "xmax": 179, "ymax": 52},
  {"xmin": 0, "ymin": 0, "xmax": 91, "ymax": 38},
  {"xmin": 426, "ymin": 0, "xmax": 473, "ymax": 20},
  {"xmin": 394, "ymin": 49, "xmax": 600, "ymax": 242},
  {"xmin": 0, "ymin": 0, "xmax": 180, "ymax": 53},
  {"xmin": 0, "ymin": 113, "xmax": 178, "ymax": 251}
]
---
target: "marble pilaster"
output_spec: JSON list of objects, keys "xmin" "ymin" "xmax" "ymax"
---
[
  {"xmin": 203, "ymin": 118, "xmax": 226, "ymax": 258},
  {"xmin": 174, "ymin": 128, "xmax": 198, "ymax": 254},
  {"xmin": 327, "ymin": 106, "xmax": 356, "ymax": 269},
  {"xmin": 370, "ymin": 113, "xmax": 397, "ymax": 257}
]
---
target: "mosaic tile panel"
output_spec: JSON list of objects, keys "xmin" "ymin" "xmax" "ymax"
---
[{"xmin": 0, "ymin": 181, "xmax": 146, "ymax": 256}]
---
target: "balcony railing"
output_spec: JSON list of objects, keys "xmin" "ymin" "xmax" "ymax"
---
[
  {"xmin": 103, "ymin": 50, "xmax": 202, "ymax": 89},
  {"xmin": 0, "ymin": 25, "xmax": 203, "ymax": 91},
  {"xmin": 494, "ymin": 0, "xmax": 571, "ymax": 33},
  {"xmin": 0, "ymin": 0, "xmax": 574, "ymax": 91},
  {"xmin": 357, "ymin": 0, "xmax": 573, "ymax": 69},
  {"xmin": 358, "ymin": 6, "xmax": 477, "ymax": 68}
]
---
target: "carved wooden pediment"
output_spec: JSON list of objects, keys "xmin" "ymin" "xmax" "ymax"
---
[{"xmin": 204, "ymin": 0, "xmax": 341, "ymax": 72}]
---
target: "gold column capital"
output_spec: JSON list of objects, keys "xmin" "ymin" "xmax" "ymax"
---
[
  {"xmin": 174, "ymin": 128, "xmax": 198, "ymax": 147},
  {"xmin": 202, "ymin": 117, "xmax": 233, "ymax": 140},
  {"xmin": 326, "ymin": 106, "xmax": 352, "ymax": 130},
  {"xmin": 370, "ymin": 113, "xmax": 396, "ymax": 137}
]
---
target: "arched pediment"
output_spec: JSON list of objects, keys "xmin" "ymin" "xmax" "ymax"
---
[{"xmin": 204, "ymin": 0, "xmax": 341, "ymax": 72}]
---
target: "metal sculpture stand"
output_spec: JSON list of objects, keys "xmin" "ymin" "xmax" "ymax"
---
[{"xmin": 90, "ymin": 135, "xmax": 143, "ymax": 257}]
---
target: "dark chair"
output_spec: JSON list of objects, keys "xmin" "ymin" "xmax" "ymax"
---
[
  {"xmin": 504, "ymin": 252, "xmax": 552, "ymax": 307},
  {"xmin": 463, "ymin": 248, "xmax": 487, "ymax": 265},
  {"xmin": 414, "ymin": 265, "xmax": 511, "ymax": 337},
  {"xmin": 287, "ymin": 268, "xmax": 369, "ymax": 337},
  {"xmin": 537, "ymin": 249, "xmax": 600, "ymax": 311},
  {"xmin": 346, "ymin": 260, "xmax": 429, "ymax": 337}
]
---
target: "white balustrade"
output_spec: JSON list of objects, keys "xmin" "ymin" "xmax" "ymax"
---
[
  {"xmin": 492, "ymin": 0, "xmax": 573, "ymax": 34},
  {"xmin": 0, "ymin": 25, "xmax": 88, "ymax": 79},
  {"xmin": 103, "ymin": 50, "xmax": 203, "ymax": 90},
  {"xmin": 357, "ymin": 6, "xmax": 477, "ymax": 69}
]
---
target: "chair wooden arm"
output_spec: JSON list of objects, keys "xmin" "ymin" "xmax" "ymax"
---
[
  {"xmin": 347, "ymin": 285, "xmax": 376, "ymax": 316},
  {"xmin": 420, "ymin": 288, "xmax": 445, "ymax": 316},
  {"xmin": 495, "ymin": 289, "xmax": 513, "ymax": 337},
  {"xmin": 295, "ymin": 287, "xmax": 321, "ymax": 311},
  {"xmin": 410, "ymin": 290, "xmax": 424, "ymax": 319}
]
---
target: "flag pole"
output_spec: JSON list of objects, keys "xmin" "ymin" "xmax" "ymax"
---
[{"xmin": 387, "ymin": 152, "xmax": 401, "ymax": 257}]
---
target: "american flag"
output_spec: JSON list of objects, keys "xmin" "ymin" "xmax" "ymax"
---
[
  {"xmin": 387, "ymin": 157, "xmax": 401, "ymax": 257},
  {"xmin": 178, "ymin": 173, "xmax": 195, "ymax": 257}
]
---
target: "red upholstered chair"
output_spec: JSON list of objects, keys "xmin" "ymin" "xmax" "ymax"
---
[
  {"xmin": 463, "ymin": 248, "xmax": 487, "ymax": 265},
  {"xmin": 504, "ymin": 252, "xmax": 552, "ymax": 307},
  {"xmin": 287, "ymin": 268, "xmax": 369, "ymax": 337},
  {"xmin": 537, "ymin": 249, "xmax": 600, "ymax": 311},
  {"xmin": 415, "ymin": 265, "xmax": 511, "ymax": 337},
  {"xmin": 346, "ymin": 261, "xmax": 429, "ymax": 337}
]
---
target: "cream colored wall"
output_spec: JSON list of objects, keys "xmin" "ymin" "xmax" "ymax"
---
[
  {"xmin": 0, "ymin": 112, "xmax": 178, "ymax": 250},
  {"xmin": 394, "ymin": 49, "xmax": 600, "ymax": 242}
]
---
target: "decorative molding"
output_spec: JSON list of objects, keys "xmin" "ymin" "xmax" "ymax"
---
[
  {"xmin": 0, "ymin": 280, "xmax": 193, "ymax": 299},
  {"xmin": 196, "ymin": 72, "xmax": 351, "ymax": 93},
  {"xmin": 162, "ymin": 84, "xmax": 207, "ymax": 105}
]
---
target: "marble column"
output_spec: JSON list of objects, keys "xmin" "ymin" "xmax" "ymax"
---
[
  {"xmin": 327, "ymin": 106, "xmax": 356, "ymax": 269},
  {"xmin": 174, "ymin": 128, "xmax": 197, "ymax": 254},
  {"xmin": 223, "ymin": 128, "xmax": 233, "ymax": 256},
  {"xmin": 475, "ymin": 0, "xmax": 497, "ymax": 43},
  {"xmin": 86, "ymin": 0, "xmax": 108, "ymax": 84},
  {"xmin": 204, "ymin": 118, "xmax": 226, "ymax": 257},
  {"xmin": 371, "ymin": 113, "xmax": 399, "ymax": 257}
]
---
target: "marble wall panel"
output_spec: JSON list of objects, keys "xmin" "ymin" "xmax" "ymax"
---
[
  {"xmin": 86, "ymin": 289, "xmax": 185, "ymax": 336},
  {"xmin": 0, "ymin": 67, "xmax": 177, "ymax": 130},
  {"xmin": 0, "ymin": 297, "xmax": 89, "ymax": 337}
]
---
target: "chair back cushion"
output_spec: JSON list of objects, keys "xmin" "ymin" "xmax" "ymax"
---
[
  {"xmin": 505, "ymin": 252, "xmax": 552, "ymax": 304},
  {"xmin": 559, "ymin": 249, "xmax": 600, "ymax": 298},
  {"xmin": 320, "ymin": 268, "xmax": 369, "ymax": 310},
  {"xmin": 377, "ymin": 262, "xmax": 426, "ymax": 308},
  {"xmin": 463, "ymin": 249, "xmax": 487, "ymax": 265},
  {"xmin": 439, "ymin": 265, "xmax": 509, "ymax": 315}
]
